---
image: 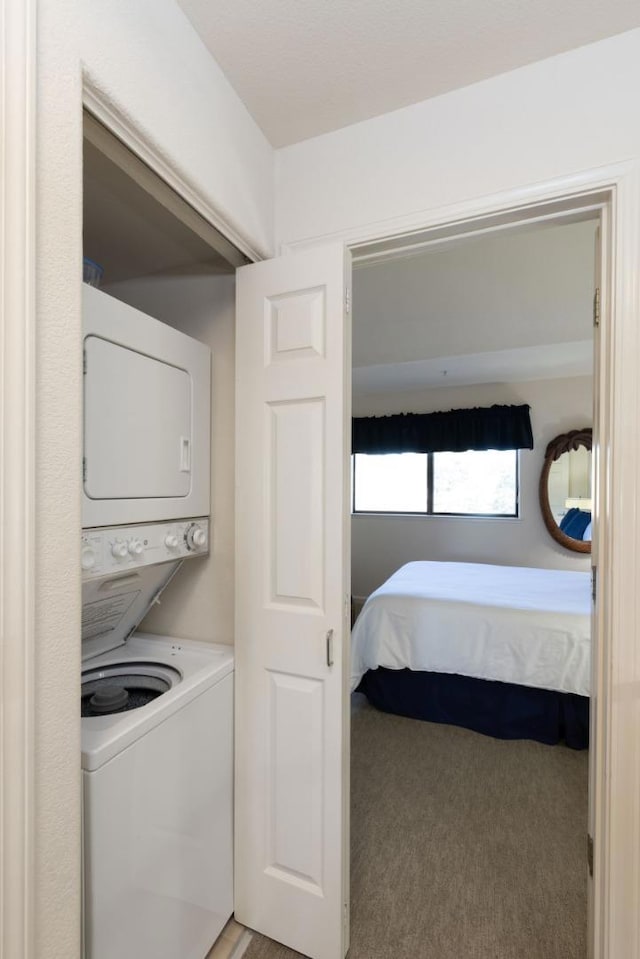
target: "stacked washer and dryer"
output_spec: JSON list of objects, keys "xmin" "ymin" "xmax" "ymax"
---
[{"xmin": 81, "ymin": 285, "xmax": 233, "ymax": 959}]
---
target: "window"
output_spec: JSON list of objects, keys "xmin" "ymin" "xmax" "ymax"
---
[{"xmin": 352, "ymin": 449, "xmax": 519, "ymax": 516}]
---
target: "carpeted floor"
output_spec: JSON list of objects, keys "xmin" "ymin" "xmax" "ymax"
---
[{"xmin": 241, "ymin": 696, "xmax": 588, "ymax": 959}]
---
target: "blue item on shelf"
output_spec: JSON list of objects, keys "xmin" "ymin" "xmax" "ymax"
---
[{"xmin": 83, "ymin": 257, "xmax": 104, "ymax": 287}]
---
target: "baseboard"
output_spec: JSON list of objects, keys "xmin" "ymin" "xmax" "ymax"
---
[
  {"xmin": 230, "ymin": 929, "xmax": 253, "ymax": 959},
  {"xmin": 206, "ymin": 918, "xmax": 252, "ymax": 959}
]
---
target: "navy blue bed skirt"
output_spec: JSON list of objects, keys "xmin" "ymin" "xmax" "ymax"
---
[{"xmin": 356, "ymin": 668, "xmax": 589, "ymax": 750}]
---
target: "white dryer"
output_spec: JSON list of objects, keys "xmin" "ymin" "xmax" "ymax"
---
[
  {"xmin": 81, "ymin": 520, "xmax": 233, "ymax": 959},
  {"xmin": 82, "ymin": 285, "xmax": 211, "ymax": 529}
]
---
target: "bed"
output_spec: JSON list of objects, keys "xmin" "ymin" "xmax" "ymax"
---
[{"xmin": 351, "ymin": 561, "xmax": 591, "ymax": 749}]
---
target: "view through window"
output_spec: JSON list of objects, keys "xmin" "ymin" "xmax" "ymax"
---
[{"xmin": 353, "ymin": 450, "xmax": 518, "ymax": 516}]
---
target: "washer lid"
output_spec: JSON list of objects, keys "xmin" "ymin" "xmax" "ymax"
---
[{"xmin": 81, "ymin": 559, "xmax": 182, "ymax": 662}]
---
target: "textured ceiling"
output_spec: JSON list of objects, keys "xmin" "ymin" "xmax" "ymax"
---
[{"xmin": 176, "ymin": 0, "xmax": 640, "ymax": 146}]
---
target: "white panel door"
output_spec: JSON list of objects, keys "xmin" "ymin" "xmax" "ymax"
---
[{"xmin": 235, "ymin": 244, "xmax": 351, "ymax": 959}]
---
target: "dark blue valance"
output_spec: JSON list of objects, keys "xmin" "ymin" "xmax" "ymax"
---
[{"xmin": 352, "ymin": 404, "xmax": 533, "ymax": 454}]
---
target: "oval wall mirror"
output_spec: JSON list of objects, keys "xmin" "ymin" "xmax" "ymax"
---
[{"xmin": 539, "ymin": 428, "xmax": 592, "ymax": 554}]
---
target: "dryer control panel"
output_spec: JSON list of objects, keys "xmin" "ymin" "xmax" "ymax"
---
[{"xmin": 81, "ymin": 518, "xmax": 209, "ymax": 579}]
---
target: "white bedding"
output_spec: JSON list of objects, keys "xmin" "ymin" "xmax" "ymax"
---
[{"xmin": 350, "ymin": 561, "xmax": 591, "ymax": 697}]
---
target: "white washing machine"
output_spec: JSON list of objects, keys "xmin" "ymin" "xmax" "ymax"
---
[{"xmin": 81, "ymin": 520, "xmax": 233, "ymax": 959}]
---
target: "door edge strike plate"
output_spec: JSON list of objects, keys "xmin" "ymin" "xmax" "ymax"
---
[{"xmin": 326, "ymin": 629, "xmax": 334, "ymax": 667}]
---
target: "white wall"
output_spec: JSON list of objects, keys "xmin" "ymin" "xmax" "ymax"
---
[
  {"xmin": 351, "ymin": 377, "xmax": 592, "ymax": 598},
  {"xmin": 82, "ymin": 0, "xmax": 274, "ymax": 257},
  {"xmin": 104, "ymin": 274, "xmax": 236, "ymax": 646},
  {"xmin": 275, "ymin": 29, "xmax": 640, "ymax": 248}
]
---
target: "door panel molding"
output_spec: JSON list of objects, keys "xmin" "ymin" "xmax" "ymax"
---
[{"xmin": 267, "ymin": 398, "xmax": 326, "ymax": 609}]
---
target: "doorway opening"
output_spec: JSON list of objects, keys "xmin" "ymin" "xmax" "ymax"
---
[{"xmin": 347, "ymin": 213, "xmax": 598, "ymax": 958}]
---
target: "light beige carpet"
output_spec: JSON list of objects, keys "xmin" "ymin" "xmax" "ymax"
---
[{"xmin": 242, "ymin": 696, "xmax": 588, "ymax": 959}]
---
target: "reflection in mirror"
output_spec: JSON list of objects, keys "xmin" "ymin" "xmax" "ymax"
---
[
  {"xmin": 539, "ymin": 428, "xmax": 592, "ymax": 554},
  {"xmin": 548, "ymin": 445, "xmax": 592, "ymax": 540}
]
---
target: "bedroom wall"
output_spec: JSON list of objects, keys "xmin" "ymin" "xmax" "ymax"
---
[
  {"xmin": 274, "ymin": 29, "xmax": 640, "ymax": 249},
  {"xmin": 351, "ymin": 376, "xmax": 593, "ymax": 599},
  {"xmin": 103, "ymin": 273, "xmax": 236, "ymax": 646}
]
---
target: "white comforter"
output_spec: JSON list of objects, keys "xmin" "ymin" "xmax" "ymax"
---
[{"xmin": 351, "ymin": 561, "xmax": 591, "ymax": 697}]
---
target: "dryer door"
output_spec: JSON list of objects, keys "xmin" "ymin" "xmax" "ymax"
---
[
  {"xmin": 84, "ymin": 336, "xmax": 191, "ymax": 500},
  {"xmin": 82, "ymin": 285, "xmax": 211, "ymax": 528}
]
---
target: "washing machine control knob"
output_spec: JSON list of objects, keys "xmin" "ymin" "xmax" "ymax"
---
[
  {"xmin": 81, "ymin": 546, "xmax": 96, "ymax": 571},
  {"xmin": 127, "ymin": 538, "xmax": 144, "ymax": 556},
  {"xmin": 164, "ymin": 534, "xmax": 179, "ymax": 550},
  {"xmin": 111, "ymin": 541, "xmax": 128, "ymax": 559},
  {"xmin": 186, "ymin": 524, "xmax": 207, "ymax": 550}
]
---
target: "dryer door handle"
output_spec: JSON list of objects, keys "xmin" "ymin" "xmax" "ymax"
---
[{"xmin": 180, "ymin": 436, "xmax": 191, "ymax": 473}]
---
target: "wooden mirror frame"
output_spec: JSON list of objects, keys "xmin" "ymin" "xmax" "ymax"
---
[{"xmin": 539, "ymin": 428, "xmax": 592, "ymax": 554}]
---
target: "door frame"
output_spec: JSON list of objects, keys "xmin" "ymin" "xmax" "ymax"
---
[
  {"xmin": 0, "ymin": 1, "xmax": 37, "ymax": 957},
  {"xmin": 284, "ymin": 159, "xmax": 640, "ymax": 959},
  {"xmin": 82, "ymin": 79, "xmax": 263, "ymax": 266}
]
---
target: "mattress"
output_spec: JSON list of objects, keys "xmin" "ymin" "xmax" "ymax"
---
[{"xmin": 350, "ymin": 561, "xmax": 591, "ymax": 697}]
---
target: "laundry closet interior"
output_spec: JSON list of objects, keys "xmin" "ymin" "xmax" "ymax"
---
[
  {"xmin": 81, "ymin": 112, "xmax": 246, "ymax": 959},
  {"xmin": 82, "ymin": 112, "xmax": 246, "ymax": 640},
  {"xmin": 344, "ymin": 216, "xmax": 594, "ymax": 959}
]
